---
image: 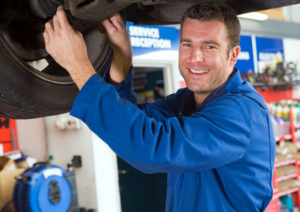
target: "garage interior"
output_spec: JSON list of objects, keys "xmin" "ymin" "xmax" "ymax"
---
[{"xmin": 1, "ymin": 2, "xmax": 300, "ymax": 212}]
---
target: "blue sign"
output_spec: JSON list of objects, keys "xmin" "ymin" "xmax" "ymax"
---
[
  {"xmin": 255, "ymin": 36, "xmax": 284, "ymax": 72},
  {"xmin": 236, "ymin": 35, "xmax": 255, "ymax": 74},
  {"xmin": 126, "ymin": 22, "xmax": 180, "ymax": 57}
]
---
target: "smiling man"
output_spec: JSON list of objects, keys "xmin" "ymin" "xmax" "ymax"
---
[
  {"xmin": 179, "ymin": 20, "xmax": 237, "ymax": 102},
  {"xmin": 43, "ymin": 0, "xmax": 275, "ymax": 211},
  {"xmin": 179, "ymin": 7, "xmax": 241, "ymax": 107}
]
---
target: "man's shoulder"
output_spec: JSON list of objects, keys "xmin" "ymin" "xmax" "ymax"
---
[
  {"xmin": 205, "ymin": 84, "xmax": 269, "ymax": 121},
  {"xmin": 218, "ymin": 88, "xmax": 268, "ymax": 113},
  {"xmin": 238, "ymin": 82, "xmax": 268, "ymax": 111},
  {"xmin": 224, "ymin": 72, "xmax": 268, "ymax": 111}
]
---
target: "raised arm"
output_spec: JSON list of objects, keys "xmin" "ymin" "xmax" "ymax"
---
[{"xmin": 100, "ymin": 14, "xmax": 132, "ymax": 85}]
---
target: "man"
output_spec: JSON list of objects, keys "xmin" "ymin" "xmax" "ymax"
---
[{"xmin": 43, "ymin": 1, "xmax": 275, "ymax": 211}]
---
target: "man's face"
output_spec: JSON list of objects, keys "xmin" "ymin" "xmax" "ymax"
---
[{"xmin": 179, "ymin": 18, "xmax": 240, "ymax": 97}]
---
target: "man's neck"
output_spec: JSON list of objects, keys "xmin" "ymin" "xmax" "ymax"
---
[{"xmin": 194, "ymin": 92, "xmax": 210, "ymax": 108}]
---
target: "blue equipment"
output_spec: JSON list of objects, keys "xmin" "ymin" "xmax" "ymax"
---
[{"xmin": 13, "ymin": 163, "xmax": 79, "ymax": 212}]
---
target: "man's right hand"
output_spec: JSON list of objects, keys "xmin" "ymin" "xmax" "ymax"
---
[{"xmin": 99, "ymin": 14, "xmax": 132, "ymax": 85}]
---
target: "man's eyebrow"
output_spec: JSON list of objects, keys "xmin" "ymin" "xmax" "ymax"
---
[
  {"xmin": 203, "ymin": 41, "xmax": 220, "ymax": 46},
  {"xmin": 180, "ymin": 38, "xmax": 191, "ymax": 43},
  {"xmin": 180, "ymin": 39, "xmax": 221, "ymax": 46}
]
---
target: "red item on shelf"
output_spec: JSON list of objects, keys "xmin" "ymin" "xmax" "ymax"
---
[{"xmin": 0, "ymin": 118, "xmax": 18, "ymax": 153}]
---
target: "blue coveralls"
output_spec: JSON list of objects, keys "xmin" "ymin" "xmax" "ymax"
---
[{"xmin": 70, "ymin": 68, "xmax": 275, "ymax": 212}]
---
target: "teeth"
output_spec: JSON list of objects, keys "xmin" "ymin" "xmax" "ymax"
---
[{"xmin": 190, "ymin": 69, "xmax": 208, "ymax": 74}]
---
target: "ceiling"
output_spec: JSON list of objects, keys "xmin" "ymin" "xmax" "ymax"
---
[
  {"xmin": 241, "ymin": 3, "xmax": 300, "ymax": 23},
  {"xmin": 226, "ymin": 0, "xmax": 300, "ymax": 14}
]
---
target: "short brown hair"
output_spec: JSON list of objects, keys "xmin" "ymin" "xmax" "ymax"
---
[{"xmin": 181, "ymin": 1, "xmax": 241, "ymax": 50}]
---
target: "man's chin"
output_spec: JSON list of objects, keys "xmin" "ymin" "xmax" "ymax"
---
[{"xmin": 187, "ymin": 86, "xmax": 211, "ymax": 94}]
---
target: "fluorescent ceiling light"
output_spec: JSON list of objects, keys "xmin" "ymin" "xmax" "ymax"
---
[{"xmin": 238, "ymin": 12, "xmax": 268, "ymax": 21}]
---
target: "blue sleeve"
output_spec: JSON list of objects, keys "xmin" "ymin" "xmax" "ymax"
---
[
  {"xmin": 70, "ymin": 74, "xmax": 251, "ymax": 174},
  {"xmin": 102, "ymin": 66, "xmax": 137, "ymax": 104},
  {"xmin": 137, "ymin": 94, "xmax": 179, "ymax": 120}
]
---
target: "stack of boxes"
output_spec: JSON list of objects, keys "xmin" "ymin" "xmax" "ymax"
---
[{"xmin": 0, "ymin": 156, "xmax": 26, "ymax": 210}]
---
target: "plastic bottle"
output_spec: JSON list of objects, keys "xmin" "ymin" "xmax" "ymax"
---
[
  {"xmin": 272, "ymin": 102, "xmax": 278, "ymax": 117},
  {"xmin": 275, "ymin": 103, "xmax": 283, "ymax": 119},
  {"xmin": 275, "ymin": 103, "xmax": 285, "ymax": 125},
  {"xmin": 282, "ymin": 104, "xmax": 290, "ymax": 122}
]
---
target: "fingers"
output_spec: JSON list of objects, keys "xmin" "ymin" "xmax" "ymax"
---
[
  {"xmin": 101, "ymin": 18, "xmax": 117, "ymax": 34},
  {"xmin": 101, "ymin": 13, "xmax": 124, "ymax": 34},
  {"xmin": 44, "ymin": 21, "xmax": 54, "ymax": 40},
  {"xmin": 43, "ymin": 31, "xmax": 49, "ymax": 46},
  {"xmin": 43, "ymin": 6, "xmax": 74, "ymax": 44},
  {"xmin": 76, "ymin": 31, "xmax": 84, "ymax": 39},
  {"xmin": 109, "ymin": 13, "xmax": 124, "ymax": 30},
  {"xmin": 43, "ymin": 21, "xmax": 53, "ymax": 52},
  {"xmin": 56, "ymin": 6, "xmax": 71, "ymax": 30},
  {"xmin": 53, "ymin": 15, "xmax": 61, "ymax": 32},
  {"xmin": 43, "ymin": 6, "xmax": 65, "ymax": 49}
]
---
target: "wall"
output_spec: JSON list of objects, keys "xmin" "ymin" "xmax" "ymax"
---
[
  {"xmin": 16, "ymin": 115, "xmax": 122, "ymax": 211},
  {"xmin": 45, "ymin": 114, "xmax": 121, "ymax": 211},
  {"xmin": 16, "ymin": 118, "xmax": 47, "ymax": 161}
]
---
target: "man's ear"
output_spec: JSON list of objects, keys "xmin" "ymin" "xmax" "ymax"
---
[{"xmin": 229, "ymin": 45, "xmax": 241, "ymax": 66}]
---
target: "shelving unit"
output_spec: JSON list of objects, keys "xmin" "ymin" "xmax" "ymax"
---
[
  {"xmin": 276, "ymin": 173, "xmax": 298, "ymax": 183},
  {"xmin": 275, "ymin": 159, "xmax": 297, "ymax": 168},
  {"xmin": 266, "ymin": 106, "xmax": 300, "ymax": 211},
  {"xmin": 275, "ymin": 187, "xmax": 300, "ymax": 199}
]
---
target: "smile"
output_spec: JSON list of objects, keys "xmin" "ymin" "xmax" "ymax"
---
[{"xmin": 189, "ymin": 69, "xmax": 209, "ymax": 74}]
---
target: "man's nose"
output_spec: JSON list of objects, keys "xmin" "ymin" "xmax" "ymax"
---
[{"xmin": 191, "ymin": 48, "xmax": 204, "ymax": 63}]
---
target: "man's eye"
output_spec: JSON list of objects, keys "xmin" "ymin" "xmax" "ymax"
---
[
  {"xmin": 182, "ymin": 43, "xmax": 191, "ymax": 47},
  {"xmin": 206, "ymin": 45, "xmax": 216, "ymax": 49}
]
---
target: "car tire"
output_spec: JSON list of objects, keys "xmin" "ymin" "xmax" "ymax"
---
[{"xmin": 0, "ymin": 28, "xmax": 112, "ymax": 119}]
